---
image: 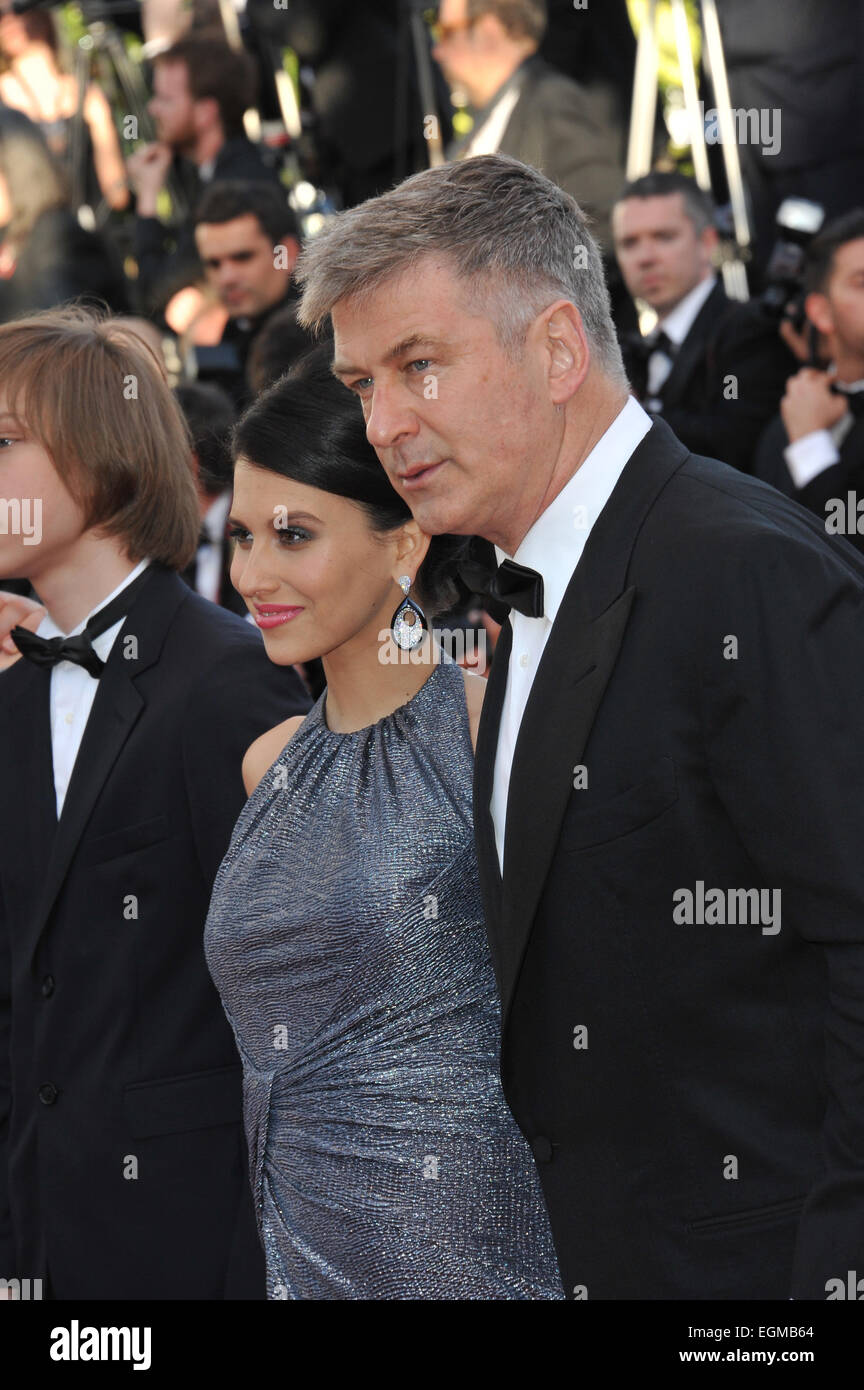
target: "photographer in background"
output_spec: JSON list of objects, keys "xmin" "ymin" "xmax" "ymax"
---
[
  {"xmin": 190, "ymin": 180, "xmax": 304, "ymax": 408},
  {"xmin": 0, "ymin": 105, "xmax": 128, "ymax": 321},
  {"xmin": 614, "ymin": 172, "xmax": 795, "ymax": 473},
  {"xmin": 128, "ymin": 35, "xmax": 281, "ymax": 314},
  {"xmin": 754, "ymin": 210, "xmax": 864, "ymax": 552}
]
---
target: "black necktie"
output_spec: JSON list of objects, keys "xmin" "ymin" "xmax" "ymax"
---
[{"xmin": 10, "ymin": 565, "xmax": 155, "ymax": 677}]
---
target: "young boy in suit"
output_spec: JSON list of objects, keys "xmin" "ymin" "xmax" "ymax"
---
[{"xmin": 0, "ymin": 307, "xmax": 310, "ymax": 1299}]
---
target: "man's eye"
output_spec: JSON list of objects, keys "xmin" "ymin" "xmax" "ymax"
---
[
  {"xmin": 349, "ymin": 378, "xmax": 373, "ymax": 394},
  {"xmin": 408, "ymin": 359, "xmax": 432, "ymax": 372},
  {"xmin": 0, "ymin": 437, "xmax": 17, "ymax": 448}
]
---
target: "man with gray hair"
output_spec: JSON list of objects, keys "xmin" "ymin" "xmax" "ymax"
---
[{"xmin": 295, "ymin": 153, "xmax": 864, "ymax": 1301}]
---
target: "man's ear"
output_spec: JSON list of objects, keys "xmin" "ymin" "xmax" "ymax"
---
[
  {"xmin": 540, "ymin": 300, "xmax": 590, "ymax": 408},
  {"xmin": 804, "ymin": 291, "xmax": 833, "ymax": 338},
  {"xmin": 193, "ymin": 96, "xmax": 221, "ymax": 136},
  {"xmin": 278, "ymin": 237, "xmax": 301, "ymax": 275},
  {"xmin": 699, "ymin": 224, "xmax": 719, "ymax": 256}
]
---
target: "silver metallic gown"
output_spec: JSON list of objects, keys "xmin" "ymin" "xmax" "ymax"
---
[{"xmin": 204, "ymin": 652, "xmax": 565, "ymax": 1300}]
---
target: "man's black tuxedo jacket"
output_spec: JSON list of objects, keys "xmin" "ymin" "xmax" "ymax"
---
[
  {"xmin": 0, "ymin": 563, "xmax": 310, "ymax": 1298},
  {"xmin": 754, "ymin": 410, "xmax": 864, "ymax": 555},
  {"xmin": 624, "ymin": 281, "xmax": 795, "ymax": 474},
  {"xmin": 474, "ymin": 418, "xmax": 864, "ymax": 1299}
]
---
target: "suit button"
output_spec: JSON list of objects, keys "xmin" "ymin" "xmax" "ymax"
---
[
  {"xmin": 532, "ymin": 1136, "xmax": 553, "ymax": 1163},
  {"xmin": 41, "ymin": 975, "xmax": 55, "ymax": 999},
  {"xmin": 38, "ymin": 1083, "xmax": 58, "ymax": 1105}
]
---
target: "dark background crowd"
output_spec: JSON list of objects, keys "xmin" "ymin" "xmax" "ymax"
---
[{"xmin": 3, "ymin": 0, "xmax": 864, "ymax": 685}]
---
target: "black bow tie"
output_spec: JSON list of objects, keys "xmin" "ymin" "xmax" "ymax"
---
[
  {"xmin": 831, "ymin": 382, "xmax": 864, "ymax": 418},
  {"xmin": 623, "ymin": 328, "xmax": 678, "ymax": 400},
  {"xmin": 460, "ymin": 553, "xmax": 544, "ymax": 619},
  {"xmin": 10, "ymin": 565, "xmax": 154, "ymax": 677}
]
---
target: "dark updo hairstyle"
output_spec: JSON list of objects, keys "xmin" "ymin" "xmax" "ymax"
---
[{"xmin": 232, "ymin": 345, "xmax": 470, "ymax": 618}]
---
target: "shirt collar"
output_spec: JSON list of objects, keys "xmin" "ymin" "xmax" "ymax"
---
[
  {"xmin": 658, "ymin": 273, "xmax": 717, "ymax": 347},
  {"xmin": 494, "ymin": 396, "xmax": 652, "ymax": 623},
  {"xmin": 38, "ymin": 557, "xmax": 152, "ymax": 646},
  {"xmin": 202, "ymin": 489, "xmax": 232, "ymax": 543}
]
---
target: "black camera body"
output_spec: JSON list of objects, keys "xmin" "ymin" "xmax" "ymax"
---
[{"xmin": 759, "ymin": 197, "xmax": 825, "ymax": 329}]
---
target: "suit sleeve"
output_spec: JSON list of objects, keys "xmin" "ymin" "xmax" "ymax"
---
[
  {"xmin": 797, "ymin": 427, "xmax": 864, "ymax": 549},
  {"xmin": 699, "ymin": 526, "xmax": 864, "ymax": 1298},
  {"xmin": 181, "ymin": 636, "xmax": 311, "ymax": 887},
  {"xmin": 0, "ymin": 868, "xmax": 13, "ymax": 1273},
  {"xmin": 662, "ymin": 320, "xmax": 796, "ymax": 473},
  {"xmin": 133, "ymin": 215, "xmax": 201, "ymax": 315}
]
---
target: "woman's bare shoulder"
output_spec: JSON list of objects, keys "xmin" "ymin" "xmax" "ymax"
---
[{"xmin": 242, "ymin": 713, "xmax": 307, "ymax": 795}]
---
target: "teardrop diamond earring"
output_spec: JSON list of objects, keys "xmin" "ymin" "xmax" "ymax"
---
[{"xmin": 390, "ymin": 574, "xmax": 428, "ymax": 651}]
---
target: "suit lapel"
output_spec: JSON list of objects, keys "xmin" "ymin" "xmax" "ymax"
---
[
  {"xmin": 22, "ymin": 565, "xmax": 190, "ymax": 965},
  {"xmin": 659, "ymin": 280, "xmax": 727, "ymax": 409},
  {"xmin": 3, "ymin": 667, "xmax": 59, "ymax": 865},
  {"xmin": 498, "ymin": 583, "xmax": 636, "ymax": 1023},
  {"xmin": 473, "ymin": 616, "xmax": 511, "ymax": 989},
  {"xmin": 474, "ymin": 419, "xmax": 691, "ymax": 1025}
]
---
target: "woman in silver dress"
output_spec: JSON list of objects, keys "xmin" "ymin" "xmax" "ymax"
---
[{"xmin": 204, "ymin": 351, "xmax": 564, "ymax": 1300}]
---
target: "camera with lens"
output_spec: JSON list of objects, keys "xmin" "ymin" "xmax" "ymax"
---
[{"xmin": 758, "ymin": 197, "xmax": 825, "ymax": 329}]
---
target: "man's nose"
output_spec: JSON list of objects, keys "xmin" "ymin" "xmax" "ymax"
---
[{"xmin": 364, "ymin": 383, "xmax": 418, "ymax": 451}]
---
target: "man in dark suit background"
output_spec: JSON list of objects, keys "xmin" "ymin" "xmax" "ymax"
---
[
  {"xmin": 191, "ymin": 182, "xmax": 307, "ymax": 410},
  {"xmin": 614, "ymin": 171, "xmax": 795, "ymax": 473},
  {"xmin": 754, "ymin": 209, "xmax": 864, "ymax": 553},
  {"xmin": 433, "ymin": 0, "xmax": 625, "ymax": 249},
  {"xmin": 0, "ymin": 308, "xmax": 310, "ymax": 1299},
  {"xmin": 127, "ymin": 35, "xmax": 283, "ymax": 315},
  {"xmin": 296, "ymin": 152, "xmax": 864, "ymax": 1299},
  {"xmin": 174, "ymin": 381, "xmax": 249, "ymax": 618}
]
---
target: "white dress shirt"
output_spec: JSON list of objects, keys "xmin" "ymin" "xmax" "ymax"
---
[
  {"xmin": 490, "ymin": 396, "xmax": 653, "ymax": 873},
  {"xmin": 783, "ymin": 370, "xmax": 862, "ymax": 488},
  {"xmin": 196, "ymin": 489, "xmax": 232, "ymax": 605},
  {"xmin": 463, "ymin": 85, "xmax": 522, "ymax": 157},
  {"xmin": 646, "ymin": 274, "xmax": 717, "ymax": 403},
  {"xmin": 36, "ymin": 558, "xmax": 152, "ymax": 820}
]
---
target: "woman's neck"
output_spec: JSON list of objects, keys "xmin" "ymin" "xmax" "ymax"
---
[{"xmin": 321, "ymin": 629, "xmax": 439, "ymax": 734}]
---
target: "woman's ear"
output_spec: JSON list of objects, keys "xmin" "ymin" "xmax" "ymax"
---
[{"xmin": 391, "ymin": 519, "xmax": 431, "ymax": 583}]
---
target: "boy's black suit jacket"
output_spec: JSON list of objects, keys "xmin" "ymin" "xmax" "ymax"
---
[
  {"xmin": 474, "ymin": 418, "xmax": 864, "ymax": 1299},
  {"xmin": 0, "ymin": 563, "xmax": 310, "ymax": 1298}
]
